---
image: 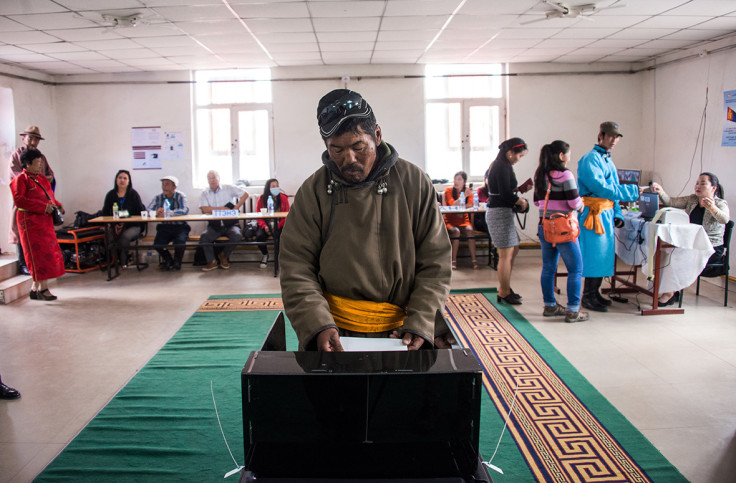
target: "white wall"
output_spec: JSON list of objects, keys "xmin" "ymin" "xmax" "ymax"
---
[
  {"xmin": 650, "ymin": 48, "xmax": 736, "ymax": 275},
  {"xmin": 0, "ymin": 72, "xmax": 57, "ymax": 254},
  {"xmin": 2, "ymin": 55, "xmax": 733, "ymax": 266}
]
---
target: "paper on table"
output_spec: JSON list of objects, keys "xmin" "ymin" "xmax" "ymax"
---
[{"xmin": 339, "ymin": 337, "xmax": 407, "ymax": 352}]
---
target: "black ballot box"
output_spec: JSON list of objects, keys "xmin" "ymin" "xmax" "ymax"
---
[{"xmin": 240, "ymin": 313, "xmax": 491, "ymax": 482}]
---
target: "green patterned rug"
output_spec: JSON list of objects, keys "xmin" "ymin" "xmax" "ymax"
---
[{"xmin": 36, "ymin": 290, "xmax": 685, "ymax": 482}]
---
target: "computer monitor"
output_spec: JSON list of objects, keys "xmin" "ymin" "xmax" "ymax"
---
[
  {"xmin": 639, "ymin": 192, "xmax": 659, "ymax": 220},
  {"xmin": 618, "ymin": 169, "xmax": 641, "ymax": 185}
]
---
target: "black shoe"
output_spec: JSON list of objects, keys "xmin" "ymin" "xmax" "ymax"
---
[
  {"xmin": 497, "ymin": 294, "xmax": 522, "ymax": 305},
  {"xmin": 0, "ymin": 380, "xmax": 20, "ymax": 400},
  {"xmin": 509, "ymin": 289, "xmax": 522, "ymax": 300},
  {"xmin": 19, "ymin": 264, "xmax": 30, "ymax": 275},
  {"xmin": 659, "ymin": 292, "xmax": 680, "ymax": 307},
  {"xmin": 582, "ymin": 296, "xmax": 608, "ymax": 312},
  {"xmin": 595, "ymin": 291, "xmax": 612, "ymax": 306},
  {"xmin": 38, "ymin": 289, "xmax": 57, "ymax": 301},
  {"xmin": 172, "ymin": 260, "xmax": 182, "ymax": 271},
  {"xmin": 29, "ymin": 290, "xmax": 38, "ymax": 300}
]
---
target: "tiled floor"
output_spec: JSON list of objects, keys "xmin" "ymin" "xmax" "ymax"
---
[{"xmin": 1, "ymin": 250, "xmax": 734, "ymax": 482}]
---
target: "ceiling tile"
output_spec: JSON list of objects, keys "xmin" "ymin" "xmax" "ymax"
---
[
  {"xmin": 103, "ymin": 48, "xmax": 160, "ymax": 59},
  {"xmin": 374, "ymin": 40, "xmax": 430, "ymax": 51},
  {"xmin": 23, "ymin": 41, "xmax": 87, "ymax": 53},
  {"xmin": 123, "ymin": 57, "xmax": 178, "ymax": 66},
  {"xmin": 552, "ymin": 28, "xmax": 622, "ymax": 39},
  {"xmin": 0, "ymin": 30, "xmax": 63, "ymax": 44},
  {"xmin": 270, "ymin": 52, "xmax": 323, "ymax": 62},
  {"xmin": 461, "ymin": 0, "xmax": 538, "ymax": 16},
  {"xmin": 496, "ymin": 28, "xmax": 563, "ymax": 39},
  {"xmin": 245, "ymin": 18, "xmax": 314, "ymax": 33},
  {"xmin": 595, "ymin": 0, "xmax": 688, "ymax": 16},
  {"xmin": 321, "ymin": 51, "xmax": 372, "ymax": 63},
  {"xmin": 74, "ymin": 38, "xmax": 142, "ymax": 50},
  {"xmin": 316, "ymin": 31, "xmax": 376, "ymax": 43},
  {"xmin": 49, "ymin": 50, "xmax": 108, "ymax": 60},
  {"xmin": 114, "ymin": 24, "xmax": 184, "ymax": 38},
  {"xmin": 46, "ymin": 28, "xmax": 124, "ymax": 41},
  {"xmin": 534, "ymin": 38, "xmax": 595, "ymax": 48},
  {"xmin": 0, "ymin": 0, "xmax": 67, "ymax": 15},
  {"xmin": 633, "ymin": 15, "xmax": 711, "ymax": 29},
  {"xmin": 173, "ymin": 19, "xmax": 244, "ymax": 36},
  {"xmin": 0, "ymin": 45, "xmax": 33, "ymax": 55},
  {"xmin": 588, "ymin": 38, "xmax": 649, "ymax": 49},
  {"xmin": 8, "ymin": 12, "xmax": 94, "ymax": 30},
  {"xmin": 0, "ymin": 16, "xmax": 33, "ymax": 32},
  {"xmin": 451, "ymin": 14, "xmax": 518, "ymax": 30},
  {"xmin": 385, "ymin": 0, "xmax": 461, "ymax": 16},
  {"xmin": 576, "ymin": 15, "xmax": 651, "ymax": 28},
  {"xmin": 638, "ymin": 38, "xmax": 699, "ymax": 49},
  {"xmin": 379, "ymin": 16, "xmax": 448, "ymax": 30},
  {"xmin": 133, "ymin": 35, "xmax": 198, "ymax": 48},
  {"xmin": 662, "ymin": 29, "xmax": 733, "ymax": 41},
  {"xmin": 307, "ymin": 1, "xmax": 385, "ymax": 18},
  {"xmin": 150, "ymin": 46, "xmax": 210, "ymax": 56},
  {"xmin": 0, "ymin": 52, "xmax": 58, "ymax": 62},
  {"xmin": 149, "ymin": 5, "xmax": 234, "ymax": 22},
  {"xmin": 606, "ymin": 28, "xmax": 678, "ymax": 39},
  {"xmin": 664, "ymin": 1, "xmax": 736, "ymax": 16},
  {"xmin": 54, "ymin": 0, "xmax": 142, "ymax": 9},
  {"xmin": 320, "ymin": 42, "xmax": 374, "ymax": 52},
  {"xmin": 376, "ymin": 30, "xmax": 437, "ymax": 42},
  {"xmin": 311, "ymin": 17, "xmax": 381, "ymax": 31},
  {"xmin": 265, "ymin": 42, "xmax": 321, "ymax": 53},
  {"xmin": 231, "ymin": 2, "xmax": 309, "ymax": 18},
  {"xmin": 690, "ymin": 17, "xmax": 736, "ymax": 30},
  {"xmin": 258, "ymin": 32, "xmax": 317, "ymax": 44}
]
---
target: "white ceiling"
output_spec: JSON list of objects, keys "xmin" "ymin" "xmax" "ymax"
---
[{"xmin": 0, "ymin": 0, "xmax": 735, "ymax": 76}]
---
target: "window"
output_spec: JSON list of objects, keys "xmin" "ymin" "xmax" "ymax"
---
[
  {"xmin": 192, "ymin": 69, "xmax": 273, "ymax": 189},
  {"xmin": 424, "ymin": 64, "xmax": 506, "ymax": 181}
]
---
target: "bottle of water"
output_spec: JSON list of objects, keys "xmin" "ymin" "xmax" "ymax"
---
[
  {"xmin": 473, "ymin": 191, "xmax": 479, "ymax": 211},
  {"xmin": 112, "ymin": 202, "xmax": 119, "ymax": 220},
  {"xmin": 164, "ymin": 199, "xmax": 171, "ymax": 219},
  {"xmin": 459, "ymin": 191, "xmax": 465, "ymax": 209},
  {"xmin": 267, "ymin": 195, "xmax": 274, "ymax": 214}
]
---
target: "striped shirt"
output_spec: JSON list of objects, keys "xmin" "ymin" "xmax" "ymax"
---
[
  {"xmin": 534, "ymin": 170, "xmax": 583, "ymax": 218},
  {"xmin": 147, "ymin": 190, "xmax": 189, "ymax": 225}
]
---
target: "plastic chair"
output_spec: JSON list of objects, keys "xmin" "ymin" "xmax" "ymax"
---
[{"xmin": 695, "ymin": 220, "xmax": 733, "ymax": 306}]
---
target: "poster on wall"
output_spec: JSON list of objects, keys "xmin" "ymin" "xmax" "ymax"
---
[
  {"xmin": 163, "ymin": 131, "xmax": 185, "ymax": 161},
  {"xmin": 722, "ymin": 90, "xmax": 736, "ymax": 147},
  {"xmin": 132, "ymin": 126, "xmax": 162, "ymax": 169}
]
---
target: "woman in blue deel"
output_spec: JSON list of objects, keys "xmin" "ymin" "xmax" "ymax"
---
[{"xmin": 577, "ymin": 121, "xmax": 640, "ymax": 312}]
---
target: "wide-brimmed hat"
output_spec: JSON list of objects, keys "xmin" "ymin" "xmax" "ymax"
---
[
  {"xmin": 600, "ymin": 121, "xmax": 623, "ymax": 138},
  {"xmin": 19, "ymin": 125, "xmax": 44, "ymax": 140},
  {"xmin": 160, "ymin": 175, "xmax": 179, "ymax": 187}
]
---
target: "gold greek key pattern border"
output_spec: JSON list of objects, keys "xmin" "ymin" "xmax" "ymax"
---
[
  {"xmin": 444, "ymin": 293, "xmax": 649, "ymax": 483},
  {"xmin": 197, "ymin": 297, "xmax": 284, "ymax": 312}
]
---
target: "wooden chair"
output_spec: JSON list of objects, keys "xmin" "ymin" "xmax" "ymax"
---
[{"xmin": 695, "ymin": 220, "xmax": 733, "ymax": 306}]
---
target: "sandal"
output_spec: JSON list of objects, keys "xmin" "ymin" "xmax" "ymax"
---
[
  {"xmin": 472, "ymin": 259, "xmax": 479, "ymax": 270},
  {"xmin": 565, "ymin": 311, "xmax": 589, "ymax": 323},
  {"xmin": 451, "ymin": 259, "xmax": 457, "ymax": 270}
]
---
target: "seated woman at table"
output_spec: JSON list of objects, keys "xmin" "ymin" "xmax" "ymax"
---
[
  {"xmin": 443, "ymin": 171, "xmax": 477, "ymax": 270},
  {"xmin": 650, "ymin": 172, "xmax": 730, "ymax": 305},
  {"xmin": 255, "ymin": 178, "xmax": 290, "ymax": 269},
  {"xmin": 102, "ymin": 169, "xmax": 146, "ymax": 268}
]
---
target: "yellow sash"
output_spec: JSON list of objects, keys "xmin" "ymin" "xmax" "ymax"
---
[
  {"xmin": 324, "ymin": 292, "xmax": 406, "ymax": 333},
  {"xmin": 582, "ymin": 197, "xmax": 615, "ymax": 235}
]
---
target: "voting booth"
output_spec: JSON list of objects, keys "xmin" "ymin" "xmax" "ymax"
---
[{"xmin": 240, "ymin": 313, "xmax": 492, "ymax": 482}]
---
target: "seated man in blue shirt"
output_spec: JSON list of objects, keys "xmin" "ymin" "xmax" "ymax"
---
[
  {"xmin": 147, "ymin": 175, "xmax": 190, "ymax": 271},
  {"xmin": 198, "ymin": 170, "xmax": 249, "ymax": 271}
]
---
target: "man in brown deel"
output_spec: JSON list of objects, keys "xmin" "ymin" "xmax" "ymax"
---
[
  {"xmin": 279, "ymin": 89, "xmax": 454, "ymax": 351},
  {"xmin": 8, "ymin": 126, "xmax": 55, "ymax": 275}
]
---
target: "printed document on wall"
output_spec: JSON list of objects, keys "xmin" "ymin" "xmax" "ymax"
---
[
  {"xmin": 722, "ymin": 90, "xmax": 736, "ymax": 147},
  {"xmin": 132, "ymin": 126, "xmax": 163, "ymax": 169},
  {"xmin": 163, "ymin": 131, "xmax": 185, "ymax": 161}
]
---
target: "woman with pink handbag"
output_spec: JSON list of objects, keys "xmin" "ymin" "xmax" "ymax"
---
[{"xmin": 533, "ymin": 141, "xmax": 588, "ymax": 323}]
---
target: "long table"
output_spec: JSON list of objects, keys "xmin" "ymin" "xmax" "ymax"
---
[
  {"xmin": 607, "ymin": 211, "xmax": 714, "ymax": 315},
  {"xmin": 91, "ymin": 212, "xmax": 288, "ymax": 281}
]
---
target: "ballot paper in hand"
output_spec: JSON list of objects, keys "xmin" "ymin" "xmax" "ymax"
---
[{"xmin": 339, "ymin": 337, "xmax": 407, "ymax": 352}]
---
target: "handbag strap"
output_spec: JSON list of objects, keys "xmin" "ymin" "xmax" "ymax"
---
[
  {"xmin": 29, "ymin": 174, "xmax": 54, "ymax": 204},
  {"xmin": 542, "ymin": 174, "xmax": 551, "ymax": 220}
]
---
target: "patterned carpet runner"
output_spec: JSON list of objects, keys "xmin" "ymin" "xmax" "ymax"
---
[{"xmin": 444, "ymin": 292, "xmax": 649, "ymax": 483}]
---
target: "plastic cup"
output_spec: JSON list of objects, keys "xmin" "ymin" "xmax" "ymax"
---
[
  {"xmin": 260, "ymin": 208, "xmax": 267, "ymax": 215},
  {"xmin": 149, "ymin": 210, "xmax": 157, "ymax": 219},
  {"xmin": 141, "ymin": 211, "xmax": 148, "ymax": 219}
]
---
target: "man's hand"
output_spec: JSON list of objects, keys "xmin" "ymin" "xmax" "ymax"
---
[
  {"xmin": 316, "ymin": 328, "xmax": 344, "ymax": 352},
  {"xmin": 434, "ymin": 332, "xmax": 457, "ymax": 349},
  {"xmin": 390, "ymin": 331, "xmax": 426, "ymax": 350}
]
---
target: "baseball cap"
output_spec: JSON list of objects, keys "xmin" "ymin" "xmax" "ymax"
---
[
  {"xmin": 600, "ymin": 121, "xmax": 623, "ymax": 137},
  {"xmin": 317, "ymin": 89, "xmax": 372, "ymax": 139},
  {"xmin": 160, "ymin": 175, "xmax": 179, "ymax": 187}
]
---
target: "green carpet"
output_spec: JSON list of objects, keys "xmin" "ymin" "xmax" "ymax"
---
[{"xmin": 36, "ymin": 291, "xmax": 685, "ymax": 482}]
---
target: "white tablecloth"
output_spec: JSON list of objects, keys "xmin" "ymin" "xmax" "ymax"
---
[{"xmin": 615, "ymin": 211, "xmax": 714, "ymax": 293}]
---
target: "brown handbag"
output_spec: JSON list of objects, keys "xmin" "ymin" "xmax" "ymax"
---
[{"xmin": 542, "ymin": 176, "xmax": 579, "ymax": 247}]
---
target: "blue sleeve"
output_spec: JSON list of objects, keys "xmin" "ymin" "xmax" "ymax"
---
[
  {"xmin": 147, "ymin": 195, "xmax": 160, "ymax": 211},
  {"xmin": 173, "ymin": 192, "xmax": 189, "ymax": 216},
  {"xmin": 578, "ymin": 152, "xmax": 639, "ymax": 203}
]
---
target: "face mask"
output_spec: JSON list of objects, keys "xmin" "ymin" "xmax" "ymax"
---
[{"xmin": 270, "ymin": 187, "xmax": 281, "ymax": 197}]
